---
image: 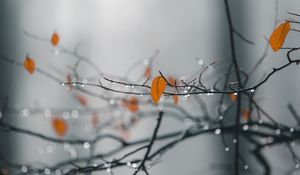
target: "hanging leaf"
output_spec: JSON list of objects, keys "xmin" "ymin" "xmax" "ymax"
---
[
  {"xmin": 91, "ymin": 112, "xmax": 99, "ymax": 128},
  {"xmin": 75, "ymin": 94, "xmax": 88, "ymax": 106},
  {"xmin": 144, "ymin": 66, "xmax": 151, "ymax": 78},
  {"xmin": 23, "ymin": 56, "xmax": 35, "ymax": 74},
  {"xmin": 51, "ymin": 31, "xmax": 60, "ymax": 46},
  {"xmin": 66, "ymin": 74, "xmax": 73, "ymax": 90},
  {"xmin": 122, "ymin": 97, "xmax": 139, "ymax": 112},
  {"xmin": 269, "ymin": 21, "xmax": 290, "ymax": 52},
  {"xmin": 168, "ymin": 76, "xmax": 176, "ymax": 86},
  {"xmin": 52, "ymin": 117, "xmax": 67, "ymax": 137},
  {"xmin": 151, "ymin": 76, "xmax": 167, "ymax": 104},
  {"xmin": 168, "ymin": 76, "xmax": 179, "ymax": 105},
  {"xmin": 242, "ymin": 110, "xmax": 249, "ymax": 121},
  {"xmin": 173, "ymin": 95, "xmax": 179, "ymax": 105},
  {"xmin": 229, "ymin": 93, "xmax": 237, "ymax": 102}
]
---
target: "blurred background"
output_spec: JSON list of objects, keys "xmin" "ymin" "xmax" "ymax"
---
[{"xmin": 0, "ymin": 0, "xmax": 300, "ymax": 174}]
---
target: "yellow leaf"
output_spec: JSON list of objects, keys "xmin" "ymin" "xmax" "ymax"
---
[
  {"xmin": 269, "ymin": 21, "xmax": 290, "ymax": 52},
  {"xmin": 51, "ymin": 31, "xmax": 60, "ymax": 46},
  {"xmin": 52, "ymin": 117, "xmax": 67, "ymax": 137},
  {"xmin": 23, "ymin": 56, "xmax": 35, "ymax": 74},
  {"xmin": 151, "ymin": 76, "xmax": 167, "ymax": 104}
]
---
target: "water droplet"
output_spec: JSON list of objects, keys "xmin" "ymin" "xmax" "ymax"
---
[
  {"xmin": 44, "ymin": 109, "xmax": 51, "ymax": 117},
  {"xmin": 219, "ymin": 116, "xmax": 223, "ymax": 120},
  {"xmin": 295, "ymin": 163, "xmax": 300, "ymax": 168},
  {"xmin": 127, "ymin": 162, "xmax": 132, "ymax": 167},
  {"xmin": 143, "ymin": 59, "xmax": 149, "ymax": 65},
  {"xmin": 21, "ymin": 166, "xmax": 27, "ymax": 173},
  {"xmin": 258, "ymin": 119, "xmax": 263, "ymax": 124},
  {"xmin": 131, "ymin": 163, "xmax": 138, "ymax": 168},
  {"xmin": 71, "ymin": 110, "xmax": 79, "ymax": 118},
  {"xmin": 44, "ymin": 168, "xmax": 51, "ymax": 174},
  {"xmin": 131, "ymin": 85, "xmax": 135, "ymax": 89},
  {"xmin": 198, "ymin": 59, "xmax": 204, "ymax": 65},
  {"xmin": 233, "ymin": 139, "xmax": 237, "ymax": 143},
  {"xmin": 242, "ymin": 125, "xmax": 249, "ymax": 131},
  {"xmin": 225, "ymin": 147, "xmax": 230, "ymax": 152},
  {"xmin": 63, "ymin": 111, "xmax": 70, "ymax": 119},
  {"xmin": 109, "ymin": 99, "xmax": 115, "ymax": 105},
  {"xmin": 275, "ymin": 129, "xmax": 281, "ymax": 135},
  {"xmin": 250, "ymin": 89, "xmax": 255, "ymax": 93},
  {"xmin": 244, "ymin": 165, "xmax": 249, "ymax": 170},
  {"xmin": 215, "ymin": 129, "xmax": 221, "ymax": 135},
  {"xmin": 290, "ymin": 128, "xmax": 294, "ymax": 133},
  {"xmin": 83, "ymin": 142, "xmax": 90, "ymax": 149},
  {"xmin": 22, "ymin": 108, "xmax": 29, "ymax": 117}
]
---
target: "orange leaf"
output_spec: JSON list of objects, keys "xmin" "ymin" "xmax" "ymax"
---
[
  {"xmin": 168, "ymin": 76, "xmax": 176, "ymax": 86},
  {"xmin": 75, "ymin": 94, "xmax": 88, "ymax": 106},
  {"xmin": 242, "ymin": 110, "xmax": 249, "ymax": 121},
  {"xmin": 151, "ymin": 76, "xmax": 167, "ymax": 104},
  {"xmin": 173, "ymin": 95, "xmax": 179, "ymax": 105},
  {"xmin": 229, "ymin": 93, "xmax": 237, "ymax": 102},
  {"xmin": 144, "ymin": 66, "xmax": 151, "ymax": 78},
  {"xmin": 52, "ymin": 117, "xmax": 67, "ymax": 137},
  {"xmin": 122, "ymin": 97, "xmax": 139, "ymax": 112},
  {"xmin": 269, "ymin": 21, "xmax": 290, "ymax": 52},
  {"xmin": 51, "ymin": 31, "xmax": 60, "ymax": 46},
  {"xmin": 23, "ymin": 56, "xmax": 35, "ymax": 74}
]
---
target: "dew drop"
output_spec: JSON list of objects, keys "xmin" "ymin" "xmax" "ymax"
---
[
  {"xmin": 143, "ymin": 59, "xmax": 149, "ymax": 65},
  {"xmin": 83, "ymin": 142, "xmax": 90, "ymax": 149},
  {"xmin": 215, "ymin": 129, "xmax": 221, "ymax": 135},
  {"xmin": 242, "ymin": 125, "xmax": 249, "ymax": 131},
  {"xmin": 198, "ymin": 59, "xmax": 204, "ymax": 65},
  {"xmin": 44, "ymin": 168, "xmax": 51, "ymax": 174},
  {"xmin": 22, "ymin": 108, "xmax": 29, "ymax": 117},
  {"xmin": 44, "ymin": 109, "xmax": 51, "ymax": 117},
  {"xmin": 21, "ymin": 166, "xmax": 27, "ymax": 173},
  {"xmin": 71, "ymin": 110, "xmax": 79, "ymax": 118}
]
